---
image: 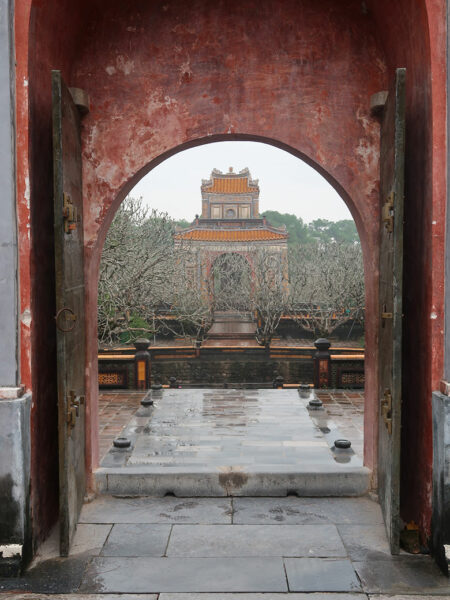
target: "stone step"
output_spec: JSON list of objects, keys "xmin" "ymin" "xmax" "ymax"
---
[{"xmin": 95, "ymin": 465, "xmax": 370, "ymax": 497}]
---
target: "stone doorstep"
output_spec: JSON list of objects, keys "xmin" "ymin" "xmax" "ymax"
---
[{"xmin": 95, "ymin": 466, "xmax": 371, "ymax": 497}]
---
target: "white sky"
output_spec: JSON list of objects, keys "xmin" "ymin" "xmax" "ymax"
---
[{"xmin": 131, "ymin": 141, "xmax": 352, "ymax": 223}]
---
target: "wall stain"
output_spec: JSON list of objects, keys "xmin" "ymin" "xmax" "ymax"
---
[{"xmin": 0, "ymin": 474, "xmax": 20, "ymax": 543}]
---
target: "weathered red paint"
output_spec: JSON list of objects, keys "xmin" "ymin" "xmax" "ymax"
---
[{"xmin": 15, "ymin": 0, "xmax": 446, "ymax": 547}]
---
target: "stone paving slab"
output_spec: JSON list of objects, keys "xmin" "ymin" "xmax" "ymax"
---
[
  {"xmin": 0, "ymin": 556, "xmax": 90, "ymax": 594},
  {"xmin": 233, "ymin": 496, "xmax": 383, "ymax": 524},
  {"xmin": 284, "ymin": 558, "xmax": 361, "ymax": 592},
  {"xmin": 70, "ymin": 524, "xmax": 112, "ymax": 556},
  {"xmin": 167, "ymin": 524, "xmax": 346, "ymax": 557},
  {"xmin": 369, "ymin": 596, "xmax": 450, "ymax": 600},
  {"xmin": 337, "ymin": 524, "xmax": 392, "ymax": 560},
  {"xmin": 354, "ymin": 557, "xmax": 450, "ymax": 595},
  {"xmin": 79, "ymin": 557, "xmax": 288, "ymax": 593},
  {"xmin": 79, "ymin": 496, "xmax": 232, "ymax": 524},
  {"xmin": 159, "ymin": 595, "xmax": 367, "ymax": 600},
  {"xmin": 4, "ymin": 596, "xmax": 158, "ymax": 600},
  {"xmin": 101, "ymin": 524, "xmax": 171, "ymax": 556}
]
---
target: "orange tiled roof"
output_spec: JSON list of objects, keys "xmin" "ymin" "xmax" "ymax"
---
[
  {"xmin": 204, "ymin": 177, "xmax": 258, "ymax": 194},
  {"xmin": 175, "ymin": 229, "xmax": 287, "ymax": 241}
]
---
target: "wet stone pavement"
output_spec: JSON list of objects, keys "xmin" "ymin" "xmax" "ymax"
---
[
  {"xmin": 1, "ymin": 496, "xmax": 449, "ymax": 597},
  {"xmin": 97, "ymin": 389, "xmax": 365, "ymax": 462},
  {"xmin": 95, "ymin": 389, "xmax": 369, "ymax": 496}
]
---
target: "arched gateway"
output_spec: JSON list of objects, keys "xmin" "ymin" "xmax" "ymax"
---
[{"xmin": 1, "ymin": 0, "xmax": 446, "ymax": 575}]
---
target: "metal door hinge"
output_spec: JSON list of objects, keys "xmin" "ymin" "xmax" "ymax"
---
[
  {"xmin": 382, "ymin": 191, "xmax": 394, "ymax": 233},
  {"xmin": 381, "ymin": 388, "xmax": 392, "ymax": 434},
  {"xmin": 66, "ymin": 390, "xmax": 82, "ymax": 433},
  {"xmin": 381, "ymin": 304, "xmax": 393, "ymax": 321},
  {"xmin": 63, "ymin": 193, "xmax": 78, "ymax": 233}
]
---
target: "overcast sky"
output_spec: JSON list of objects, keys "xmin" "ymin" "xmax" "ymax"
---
[{"xmin": 131, "ymin": 141, "xmax": 352, "ymax": 223}]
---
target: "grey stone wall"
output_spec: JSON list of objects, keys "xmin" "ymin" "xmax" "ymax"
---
[
  {"xmin": 0, "ymin": 0, "xmax": 31, "ymax": 576},
  {"xmin": 0, "ymin": 394, "xmax": 31, "ymax": 576},
  {"xmin": 431, "ymin": 392, "xmax": 450, "ymax": 574},
  {"xmin": 0, "ymin": 0, "xmax": 17, "ymax": 387}
]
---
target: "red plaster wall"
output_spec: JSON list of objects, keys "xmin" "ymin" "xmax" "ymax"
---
[
  {"xmin": 369, "ymin": 0, "xmax": 447, "ymax": 540},
  {"xmin": 16, "ymin": 0, "xmax": 446, "ymax": 546}
]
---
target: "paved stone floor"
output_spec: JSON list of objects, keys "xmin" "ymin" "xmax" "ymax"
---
[
  {"xmin": 99, "ymin": 392, "xmax": 146, "ymax": 460},
  {"xmin": 98, "ymin": 390, "xmax": 365, "ymax": 462},
  {"xmin": 1, "ymin": 495, "xmax": 449, "ymax": 597},
  {"xmin": 96, "ymin": 389, "xmax": 368, "ymax": 496}
]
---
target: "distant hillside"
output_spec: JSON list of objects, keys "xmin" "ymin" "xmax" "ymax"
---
[{"xmin": 262, "ymin": 211, "xmax": 359, "ymax": 245}]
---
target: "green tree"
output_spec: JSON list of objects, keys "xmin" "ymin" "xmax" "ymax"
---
[
  {"xmin": 261, "ymin": 211, "xmax": 310, "ymax": 245},
  {"xmin": 307, "ymin": 219, "xmax": 359, "ymax": 243}
]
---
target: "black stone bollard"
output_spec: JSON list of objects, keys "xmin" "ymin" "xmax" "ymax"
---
[
  {"xmin": 314, "ymin": 338, "xmax": 331, "ymax": 388},
  {"xmin": 113, "ymin": 436, "xmax": 131, "ymax": 449},
  {"xmin": 134, "ymin": 338, "xmax": 151, "ymax": 390},
  {"xmin": 169, "ymin": 376, "xmax": 178, "ymax": 388},
  {"xmin": 308, "ymin": 397, "xmax": 324, "ymax": 410},
  {"xmin": 273, "ymin": 375, "xmax": 284, "ymax": 389},
  {"xmin": 334, "ymin": 438, "xmax": 351, "ymax": 449},
  {"xmin": 140, "ymin": 390, "xmax": 154, "ymax": 407},
  {"xmin": 299, "ymin": 383, "xmax": 311, "ymax": 398}
]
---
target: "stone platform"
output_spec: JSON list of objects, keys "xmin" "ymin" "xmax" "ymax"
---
[
  {"xmin": 202, "ymin": 311, "xmax": 259, "ymax": 347},
  {"xmin": 96, "ymin": 388, "xmax": 369, "ymax": 496}
]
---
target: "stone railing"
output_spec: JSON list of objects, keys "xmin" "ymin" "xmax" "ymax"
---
[{"xmin": 98, "ymin": 339, "xmax": 364, "ymax": 390}]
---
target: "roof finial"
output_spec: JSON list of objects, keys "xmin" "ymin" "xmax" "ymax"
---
[{"xmin": 229, "ymin": 166, "xmax": 233, "ymax": 173}]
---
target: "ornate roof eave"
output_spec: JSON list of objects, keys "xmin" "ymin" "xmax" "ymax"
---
[{"xmin": 201, "ymin": 167, "xmax": 259, "ymax": 194}]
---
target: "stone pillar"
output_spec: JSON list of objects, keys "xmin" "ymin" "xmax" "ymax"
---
[
  {"xmin": 134, "ymin": 338, "xmax": 151, "ymax": 390},
  {"xmin": 431, "ymin": 392, "xmax": 450, "ymax": 574},
  {"xmin": 314, "ymin": 338, "xmax": 331, "ymax": 388},
  {"xmin": 0, "ymin": 0, "xmax": 31, "ymax": 576},
  {"xmin": 0, "ymin": 0, "xmax": 17, "ymax": 389}
]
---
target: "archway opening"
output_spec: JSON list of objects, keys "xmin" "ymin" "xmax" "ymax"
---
[
  {"xmin": 211, "ymin": 253, "xmax": 253, "ymax": 311},
  {"xmin": 94, "ymin": 139, "xmax": 369, "ymax": 492}
]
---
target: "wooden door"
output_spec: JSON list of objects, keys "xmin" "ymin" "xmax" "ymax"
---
[
  {"xmin": 378, "ymin": 67, "xmax": 406, "ymax": 554},
  {"xmin": 52, "ymin": 71, "xmax": 86, "ymax": 556}
]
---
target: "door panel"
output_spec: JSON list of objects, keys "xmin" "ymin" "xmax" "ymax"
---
[
  {"xmin": 52, "ymin": 71, "xmax": 86, "ymax": 557},
  {"xmin": 378, "ymin": 68, "xmax": 406, "ymax": 554}
]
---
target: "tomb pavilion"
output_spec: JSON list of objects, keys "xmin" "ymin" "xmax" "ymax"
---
[{"xmin": 174, "ymin": 167, "xmax": 288, "ymax": 295}]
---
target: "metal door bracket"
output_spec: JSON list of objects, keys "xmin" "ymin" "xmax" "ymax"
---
[
  {"xmin": 382, "ymin": 191, "xmax": 394, "ymax": 233},
  {"xmin": 66, "ymin": 390, "xmax": 81, "ymax": 433},
  {"xmin": 381, "ymin": 388, "xmax": 393, "ymax": 434},
  {"xmin": 55, "ymin": 307, "xmax": 77, "ymax": 332},
  {"xmin": 63, "ymin": 192, "xmax": 78, "ymax": 233}
]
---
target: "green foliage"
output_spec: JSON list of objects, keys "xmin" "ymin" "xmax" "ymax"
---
[
  {"xmin": 175, "ymin": 218, "xmax": 192, "ymax": 229},
  {"xmin": 307, "ymin": 218, "xmax": 359, "ymax": 243},
  {"xmin": 261, "ymin": 211, "xmax": 359, "ymax": 245},
  {"xmin": 261, "ymin": 210, "xmax": 310, "ymax": 245}
]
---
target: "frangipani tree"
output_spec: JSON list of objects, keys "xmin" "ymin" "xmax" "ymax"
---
[{"xmin": 287, "ymin": 241, "xmax": 365, "ymax": 338}]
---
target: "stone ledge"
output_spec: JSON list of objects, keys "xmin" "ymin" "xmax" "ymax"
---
[{"xmin": 0, "ymin": 386, "xmax": 25, "ymax": 400}]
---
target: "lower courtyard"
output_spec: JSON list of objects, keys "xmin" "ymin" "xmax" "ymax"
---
[{"xmin": 1, "ymin": 389, "xmax": 449, "ymax": 596}]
